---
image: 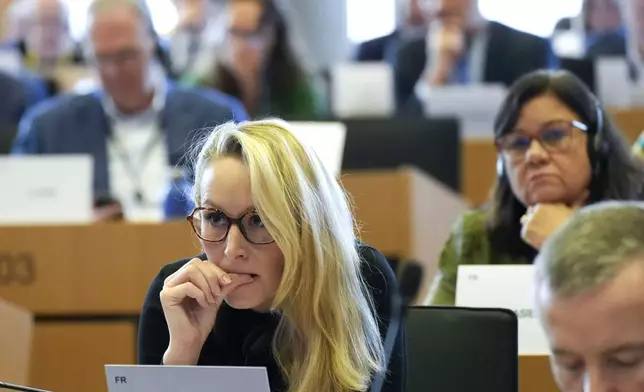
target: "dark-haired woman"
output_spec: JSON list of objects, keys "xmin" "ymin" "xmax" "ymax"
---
[
  {"xmin": 195, "ymin": 0, "xmax": 325, "ymax": 119},
  {"xmin": 430, "ymin": 69, "xmax": 644, "ymax": 305}
]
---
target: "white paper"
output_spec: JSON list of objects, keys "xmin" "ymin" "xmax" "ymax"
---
[
  {"xmin": 0, "ymin": 155, "xmax": 93, "ymax": 225},
  {"xmin": 596, "ymin": 57, "xmax": 632, "ymax": 108},
  {"xmin": 290, "ymin": 122, "xmax": 347, "ymax": 177},
  {"xmin": 330, "ymin": 62, "xmax": 395, "ymax": 118},
  {"xmin": 105, "ymin": 365, "xmax": 271, "ymax": 392},
  {"xmin": 0, "ymin": 49, "xmax": 23, "ymax": 75},
  {"xmin": 455, "ymin": 265, "xmax": 549, "ymax": 355},
  {"xmin": 418, "ymin": 84, "xmax": 506, "ymax": 140}
]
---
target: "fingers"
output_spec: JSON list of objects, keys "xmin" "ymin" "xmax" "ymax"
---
[
  {"xmin": 161, "ymin": 281, "xmax": 211, "ymax": 309},
  {"xmin": 162, "ymin": 258, "xmax": 254, "ymax": 304},
  {"xmin": 220, "ymin": 273, "xmax": 255, "ymax": 297},
  {"xmin": 164, "ymin": 259, "xmax": 226, "ymax": 302}
]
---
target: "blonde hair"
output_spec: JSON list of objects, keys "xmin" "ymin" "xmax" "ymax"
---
[{"xmin": 191, "ymin": 119, "xmax": 385, "ymax": 392}]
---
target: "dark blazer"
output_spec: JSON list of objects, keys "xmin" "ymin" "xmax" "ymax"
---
[
  {"xmin": 138, "ymin": 244, "xmax": 406, "ymax": 392},
  {"xmin": 354, "ymin": 31, "xmax": 400, "ymax": 62},
  {"xmin": 394, "ymin": 21, "xmax": 551, "ymax": 112},
  {"xmin": 0, "ymin": 70, "xmax": 47, "ymax": 153},
  {"xmin": 11, "ymin": 83, "xmax": 248, "ymax": 197}
]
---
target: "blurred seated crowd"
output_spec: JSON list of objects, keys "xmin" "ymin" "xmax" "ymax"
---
[{"xmin": 1, "ymin": 0, "xmax": 644, "ymax": 223}]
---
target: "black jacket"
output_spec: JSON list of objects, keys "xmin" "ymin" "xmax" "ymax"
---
[{"xmin": 137, "ymin": 244, "xmax": 406, "ymax": 392}]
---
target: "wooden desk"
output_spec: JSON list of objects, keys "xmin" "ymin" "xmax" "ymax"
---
[
  {"xmin": 0, "ymin": 299, "xmax": 33, "ymax": 385},
  {"xmin": 461, "ymin": 108, "xmax": 644, "ymax": 206},
  {"xmin": 342, "ymin": 167, "xmax": 468, "ymax": 303},
  {"xmin": 0, "ymin": 222, "xmax": 198, "ymax": 314},
  {"xmin": 0, "ymin": 222, "xmax": 198, "ymax": 392},
  {"xmin": 520, "ymin": 356, "xmax": 560, "ymax": 392},
  {"xmin": 0, "ymin": 168, "xmax": 465, "ymax": 391}
]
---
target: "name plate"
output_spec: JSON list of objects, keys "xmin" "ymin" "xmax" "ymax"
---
[
  {"xmin": 455, "ymin": 265, "xmax": 549, "ymax": 355},
  {"xmin": 105, "ymin": 365, "xmax": 270, "ymax": 392}
]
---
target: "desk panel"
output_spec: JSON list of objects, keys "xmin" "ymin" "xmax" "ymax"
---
[
  {"xmin": 31, "ymin": 320, "xmax": 136, "ymax": 392},
  {"xmin": 0, "ymin": 222, "xmax": 199, "ymax": 314},
  {"xmin": 520, "ymin": 355, "xmax": 560, "ymax": 392}
]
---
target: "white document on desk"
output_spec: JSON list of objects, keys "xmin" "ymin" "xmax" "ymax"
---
[
  {"xmin": 455, "ymin": 265, "xmax": 550, "ymax": 355},
  {"xmin": 0, "ymin": 155, "xmax": 93, "ymax": 225},
  {"xmin": 418, "ymin": 84, "xmax": 506, "ymax": 140},
  {"xmin": 105, "ymin": 365, "xmax": 271, "ymax": 392},
  {"xmin": 330, "ymin": 62, "xmax": 395, "ymax": 118}
]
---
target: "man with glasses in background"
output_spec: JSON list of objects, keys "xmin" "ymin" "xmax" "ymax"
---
[{"xmin": 12, "ymin": 0, "xmax": 247, "ymax": 221}]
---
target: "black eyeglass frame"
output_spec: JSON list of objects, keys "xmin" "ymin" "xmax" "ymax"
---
[{"xmin": 186, "ymin": 207, "xmax": 275, "ymax": 245}]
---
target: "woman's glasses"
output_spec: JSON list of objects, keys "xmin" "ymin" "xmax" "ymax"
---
[
  {"xmin": 496, "ymin": 120, "xmax": 588, "ymax": 161},
  {"xmin": 187, "ymin": 207, "xmax": 275, "ymax": 245}
]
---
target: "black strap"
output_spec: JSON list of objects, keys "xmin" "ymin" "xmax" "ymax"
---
[
  {"xmin": 108, "ymin": 129, "xmax": 164, "ymax": 204},
  {"xmin": 369, "ymin": 291, "xmax": 402, "ymax": 392}
]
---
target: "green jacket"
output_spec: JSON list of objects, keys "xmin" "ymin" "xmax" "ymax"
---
[
  {"xmin": 181, "ymin": 71, "xmax": 327, "ymax": 119},
  {"xmin": 429, "ymin": 210, "xmax": 528, "ymax": 305}
]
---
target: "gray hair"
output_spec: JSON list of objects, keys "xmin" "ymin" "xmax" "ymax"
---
[
  {"xmin": 87, "ymin": 0, "xmax": 155, "ymax": 37},
  {"xmin": 535, "ymin": 201, "xmax": 644, "ymax": 297}
]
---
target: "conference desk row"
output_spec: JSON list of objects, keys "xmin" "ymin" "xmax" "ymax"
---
[
  {"xmin": 0, "ymin": 168, "xmax": 558, "ymax": 392},
  {"xmin": 3, "ymin": 106, "xmax": 644, "ymax": 392}
]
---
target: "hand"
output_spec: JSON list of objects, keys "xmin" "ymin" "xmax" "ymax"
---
[
  {"xmin": 427, "ymin": 24, "xmax": 464, "ymax": 85},
  {"xmin": 520, "ymin": 204, "xmax": 576, "ymax": 250},
  {"xmin": 160, "ymin": 258, "xmax": 254, "ymax": 364},
  {"xmin": 430, "ymin": 24, "xmax": 465, "ymax": 57},
  {"xmin": 93, "ymin": 203, "xmax": 123, "ymax": 222}
]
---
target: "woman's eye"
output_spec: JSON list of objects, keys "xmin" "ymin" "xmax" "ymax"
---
[{"xmin": 249, "ymin": 214, "xmax": 264, "ymax": 227}]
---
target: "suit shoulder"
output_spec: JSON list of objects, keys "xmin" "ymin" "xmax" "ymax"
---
[
  {"xmin": 168, "ymin": 86, "xmax": 246, "ymax": 119},
  {"xmin": 26, "ymin": 93, "xmax": 98, "ymax": 122},
  {"xmin": 491, "ymin": 21, "xmax": 547, "ymax": 46}
]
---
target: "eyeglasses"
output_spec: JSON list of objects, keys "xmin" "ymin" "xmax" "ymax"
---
[
  {"xmin": 496, "ymin": 120, "xmax": 588, "ymax": 161},
  {"xmin": 187, "ymin": 207, "xmax": 275, "ymax": 245}
]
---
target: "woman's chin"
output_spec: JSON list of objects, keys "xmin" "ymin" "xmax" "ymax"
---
[
  {"xmin": 526, "ymin": 188, "xmax": 567, "ymax": 205},
  {"xmin": 224, "ymin": 290, "xmax": 273, "ymax": 311}
]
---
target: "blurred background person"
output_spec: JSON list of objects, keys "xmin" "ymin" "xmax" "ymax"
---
[
  {"xmin": 429, "ymin": 70, "xmax": 644, "ymax": 305},
  {"xmin": 394, "ymin": 0, "xmax": 551, "ymax": 113},
  {"xmin": 195, "ymin": 0, "xmax": 325, "ymax": 119},
  {"xmin": 170, "ymin": 0, "xmax": 226, "ymax": 84},
  {"xmin": 353, "ymin": 0, "xmax": 428, "ymax": 63},
  {"xmin": 552, "ymin": 0, "xmax": 626, "ymax": 59},
  {"xmin": 3, "ymin": 0, "xmax": 83, "ymax": 77},
  {"xmin": 11, "ymin": 0, "xmax": 247, "ymax": 222},
  {"xmin": 535, "ymin": 201, "xmax": 644, "ymax": 392},
  {"xmin": 0, "ymin": 69, "xmax": 47, "ymax": 153},
  {"xmin": 622, "ymin": 0, "xmax": 644, "ymax": 81}
]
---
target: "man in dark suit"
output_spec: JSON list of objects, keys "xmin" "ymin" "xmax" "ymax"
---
[
  {"xmin": 0, "ymin": 70, "xmax": 48, "ymax": 153},
  {"xmin": 11, "ymin": 0, "xmax": 247, "ymax": 221},
  {"xmin": 394, "ymin": 0, "xmax": 550, "ymax": 113},
  {"xmin": 353, "ymin": 0, "xmax": 427, "ymax": 64}
]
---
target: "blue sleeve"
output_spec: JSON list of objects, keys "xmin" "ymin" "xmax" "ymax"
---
[
  {"xmin": 547, "ymin": 39, "xmax": 560, "ymax": 69},
  {"xmin": 197, "ymin": 87, "xmax": 249, "ymax": 122},
  {"xmin": 11, "ymin": 106, "xmax": 42, "ymax": 154}
]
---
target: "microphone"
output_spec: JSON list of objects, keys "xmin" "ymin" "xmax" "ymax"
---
[
  {"xmin": 398, "ymin": 261, "xmax": 424, "ymax": 310},
  {"xmin": 369, "ymin": 260, "xmax": 423, "ymax": 392},
  {"xmin": 0, "ymin": 382, "xmax": 52, "ymax": 392}
]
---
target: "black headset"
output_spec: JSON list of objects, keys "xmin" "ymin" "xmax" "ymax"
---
[{"xmin": 496, "ymin": 100, "xmax": 606, "ymax": 179}]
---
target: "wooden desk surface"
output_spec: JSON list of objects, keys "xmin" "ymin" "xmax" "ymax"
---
[
  {"xmin": 520, "ymin": 356, "xmax": 560, "ymax": 392},
  {"xmin": 0, "ymin": 222, "xmax": 199, "ymax": 314}
]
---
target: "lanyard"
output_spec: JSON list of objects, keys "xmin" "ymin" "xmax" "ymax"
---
[{"xmin": 108, "ymin": 129, "xmax": 164, "ymax": 205}]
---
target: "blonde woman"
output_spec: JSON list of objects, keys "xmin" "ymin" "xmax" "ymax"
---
[{"xmin": 137, "ymin": 119, "xmax": 405, "ymax": 392}]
